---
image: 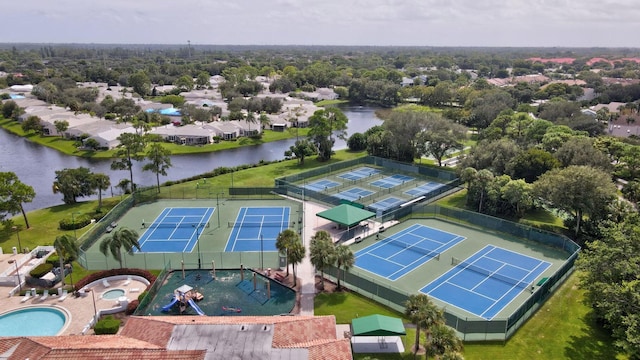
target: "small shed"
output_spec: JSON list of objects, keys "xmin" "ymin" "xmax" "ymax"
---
[{"xmin": 351, "ymin": 314, "xmax": 406, "ymax": 354}]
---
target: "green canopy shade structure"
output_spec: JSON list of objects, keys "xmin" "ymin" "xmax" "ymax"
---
[
  {"xmin": 351, "ymin": 314, "xmax": 406, "ymax": 337},
  {"xmin": 316, "ymin": 204, "xmax": 375, "ymax": 228}
]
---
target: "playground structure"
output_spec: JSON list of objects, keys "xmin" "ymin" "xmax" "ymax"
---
[{"xmin": 162, "ymin": 284, "xmax": 205, "ymax": 316}]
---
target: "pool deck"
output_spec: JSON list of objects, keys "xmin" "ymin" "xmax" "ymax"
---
[{"xmin": 0, "ymin": 253, "xmax": 147, "ymax": 335}]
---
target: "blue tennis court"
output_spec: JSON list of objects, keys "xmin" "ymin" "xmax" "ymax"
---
[
  {"xmin": 225, "ymin": 207, "xmax": 291, "ymax": 252},
  {"xmin": 370, "ymin": 174, "xmax": 415, "ymax": 189},
  {"xmin": 368, "ymin": 197, "xmax": 405, "ymax": 212},
  {"xmin": 355, "ymin": 224, "xmax": 465, "ymax": 280},
  {"xmin": 304, "ymin": 179, "xmax": 340, "ymax": 192},
  {"xmin": 136, "ymin": 207, "xmax": 214, "ymax": 253},
  {"xmin": 338, "ymin": 167, "xmax": 381, "ymax": 181},
  {"xmin": 420, "ymin": 245, "xmax": 551, "ymax": 320},
  {"xmin": 405, "ymin": 182, "xmax": 445, "ymax": 197},
  {"xmin": 335, "ymin": 187, "xmax": 374, "ymax": 201}
]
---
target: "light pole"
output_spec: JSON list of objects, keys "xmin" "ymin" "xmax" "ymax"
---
[
  {"xmin": 260, "ymin": 233, "xmax": 264, "ymax": 271},
  {"xmin": 85, "ymin": 287, "xmax": 98, "ymax": 323},
  {"xmin": 11, "ymin": 226, "xmax": 21, "ymax": 254},
  {"xmin": 8, "ymin": 260, "xmax": 21, "ymax": 294},
  {"xmin": 71, "ymin": 212, "xmax": 81, "ymax": 239},
  {"xmin": 215, "ymin": 192, "xmax": 224, "ymax": 228},
  {"xmin": 193, "ymin": 224, "xmax": 204, "ymax": 269}
]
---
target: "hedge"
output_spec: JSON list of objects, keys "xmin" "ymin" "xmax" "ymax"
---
[{"xmin": 94, "ymin": 315, "xmax": 120, "ymax": 335}]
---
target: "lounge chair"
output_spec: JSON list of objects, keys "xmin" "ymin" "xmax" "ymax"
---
[
  {"xmin": 129, "ymin": 288, "xmax": 140, "ymax": 293},
  {"xmin": 123, "ymin": 275, "xmax": 131, "ymax": 286},
  {"xmin": 39, "ymin": 289, "xmax": 49, "ymax": 301},
  {"xmin": 20, "ymin": 292, "xmax": 31, "ymax": 303},
  {"xmin": 58, "ymin": 289, "xmax": 68, "ymax": 302},
  {"xmin": 102, "ymin": 279, "xmax": 110, "ymax": 288}
]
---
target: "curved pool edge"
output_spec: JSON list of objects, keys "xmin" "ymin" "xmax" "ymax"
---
[{"xmin": 0, "ymin": 305, "xmax": 71, "ymax": 336}]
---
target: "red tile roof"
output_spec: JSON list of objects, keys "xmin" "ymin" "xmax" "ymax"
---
[{"xmin": 0, "ymin": 315, "xmax": 351, "ymax": 360}]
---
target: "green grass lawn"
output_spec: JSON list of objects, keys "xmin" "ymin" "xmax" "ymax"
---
[{"xmin": 314, "ymin": 274, "xmax": 625, "ymax": 360}]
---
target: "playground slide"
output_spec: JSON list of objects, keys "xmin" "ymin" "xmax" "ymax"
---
[
  {"xmin": 188, "ymin": 299, "xmax": 206, "ymax": 316},
  {"xmin": 161, "ymin": 296, "xmax": 179, "ymax": 312}
]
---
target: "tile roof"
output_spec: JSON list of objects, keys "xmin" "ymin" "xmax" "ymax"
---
[
  {"xmin": 40, "ymin": 349, "xmax": 205, "ymax": 360},
  {"xmin": 0, "ymin": 315, "xmax": 351, "ymax": 360},
  {"xmin": 308, "ymin": 339, "xmax": 353, "ymax": 360}
]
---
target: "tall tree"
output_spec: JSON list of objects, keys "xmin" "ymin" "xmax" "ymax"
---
[
  {"xmin": 142, "ymin": 142, "xmax": 172, "ymax": 193},
  {"xmin": 275, "ymin": 229, "xmax": 301, "ymax": 276},
  {"xmin": 577, "ymin": 214, "xmax": 640, "ymax": 358},
  {"xmin": 53, "ymin": 234, "xmax": 79, "ymax": 288},
  {"xmin": 0, "ymin": 172, "xmax": 36, "ymax": 228},
  {"xmin": 128, "ymin": 71, "xmax": 151, "ymax": 97},
  {"xmin": 405, "ymin": 294, "xmax": 444, "ymax": 357},
  {"xmin": 416, "ymin": 113, "xmax": 468, "ymax": 166},
  {"xmin": 309, "ymin": 230, "xmax": 336, "ymax": 290},
  {"xmin": 288, "ymin": 240, "xmax": 305, "ymax": 287},
  {"xmin": 99, "ymin": 227, "xmax": 141, "ymax": 268},
  {"xmin": 285, "ymin": 139, "xmax": 317, "ymax": 165},
  {"xmin": 91, "ymin": 173, "xmax": 111, "ymax": 209},
  {"xmin": 307, "ymin": 108, "xmax": 348, "ymax": 162},
  {"xmin": 533, "ymin": 165, "xmax": 617, "ymax": 236},
  {"xmin": 52, "ymin": 167, "xmax": 96, "ymax": 205},
  {"xmin": 53, "ymin": 120, "xmax": 69, "ymax": 137},
  {"xmin": 111, "ymin": 133, "xmax": 146, "ymax": 193},
  {"xmin": 430, "ymin": 323, "xmax": 464, "ymax": 359},
  {"xmin": 334, "ymin": 244, "xmax": 355, "ymax": 291}
]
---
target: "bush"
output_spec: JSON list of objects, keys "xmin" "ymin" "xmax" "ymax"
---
[
  {"xmin": 46, "ymin": 254, "xmax": 60, "ymax": 266},
  {"xmin": 126, "ymin": 300, "xmax": 139, "ymax": 315},
  {"xmin": 94, "ymin": 315, "xmax": 120, "ymax": 335},
  {"xmin": 138, "ymin": 291, "xmax": 148, "ymax": 302},
  {"xmin": 59, "ymin": 214, "xmax": 92, "ymax": 231},
  {"xmin": 30, "ymin": 263, "xmax": 53, "ymax": 278}
]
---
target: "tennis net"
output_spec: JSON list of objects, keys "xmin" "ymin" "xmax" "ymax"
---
[
  {"xmin": 451, "ymin": 257, "xmax": 531, "ymax": 289},
  {"xmin": 382, "ymin": 237, "xmax": 440, "ymax": 260},
  {"xmin": 148, "ymin": 222, "xmax": 209, "ymax": 229},
  {"xmin": 228, "ymin": 221, "xmax": 293, "ymax": 228}
]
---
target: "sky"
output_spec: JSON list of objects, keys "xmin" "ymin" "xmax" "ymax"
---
[{"xmin": 4, "ymin": 0, "xmax": 640, "ymax": 47}]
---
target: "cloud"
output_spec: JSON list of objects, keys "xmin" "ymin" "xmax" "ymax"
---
[{"xmin": 2, "ymin": 0, "xmax": 640, "ymax": 46}]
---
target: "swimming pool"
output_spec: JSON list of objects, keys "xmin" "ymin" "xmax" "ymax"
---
[
  {"xmin": 102, "ymin": 289, "xmax": 126, "ymax": 299},
  {"xmin": 137, "ymin": 269, "xmax": 296, "ymax": 316},
  {"xmin": 0, "ymin": 307, "xmax": 68, "ymax": 336},
  {"xmin": 9, "ymin": 94, "xmax": 25, "ymax": 99}
]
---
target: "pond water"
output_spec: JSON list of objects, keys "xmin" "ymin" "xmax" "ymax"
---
[{"xmin": 0, "ymin": 105, "xmax": 382, "ymax": 211}]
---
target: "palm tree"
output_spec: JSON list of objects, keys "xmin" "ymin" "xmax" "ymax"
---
[
  {"xmin": 275, "ymin": 229, "xmax": 300, "ymax": 276},
  {"xmin": 53, "ymin": 234, "xmax": 79, "ymax": 288},
  {"xmin": 99, "ymin": 227, "xmax": 141, "ymax": 268},
  {"xmin": 405, "ymin": 294, "xmax": 444, "ymax": 358},
  {"xmin": 288, "ymin": 241, "xmax": 305, "ymax": 287},
  {"xmin": 430, "ymin": 323, "xmax": 463, "ymax": 359},
  {"xmin": 309, "ymin": 230, "xmax": 336, "ymax": 290},
  {"xmin": 91, "ymin": 173, "xmax": 111, "ymax": 209},
  {"xmin": 334, "ymin": 244, "xmax": 355, "ymax": 290}
]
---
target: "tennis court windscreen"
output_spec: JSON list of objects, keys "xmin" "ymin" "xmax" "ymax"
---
[
  {"xmin": 451, "ymin": 257, "xmax": 531, "ymax": 289},
  {"xmin": 383, "ymin": 237, "xmax": 440, "ymax": 260}
]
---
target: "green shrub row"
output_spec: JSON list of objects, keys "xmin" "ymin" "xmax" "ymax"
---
[
  {"xmin": 58, "ymin": 214, "xmax": 92, "ymax": 231},
  {"xmin": 29, "ymin": 263, "xmax": 53, "ymax": 278}
]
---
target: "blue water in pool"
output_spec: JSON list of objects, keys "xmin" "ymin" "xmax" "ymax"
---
[
  {"xmin": 9, "ymin": 94, "xmax": 25, "ymax": 99},
  {"xmin": 0, "ymin": 307, "xmax": 67, "ymax": 336}
]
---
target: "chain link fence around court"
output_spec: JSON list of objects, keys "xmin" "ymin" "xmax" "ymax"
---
[
  {"xmin": 275, "ymin": 155, "xmax": 462, "ymax": 214},
  {"xmin": 76, "ymin": 185, "xmax": 290, "ymax": 271},
  {"xmin": 324, "ymin": 203, "xmax": 580, "ymax": 341}
]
